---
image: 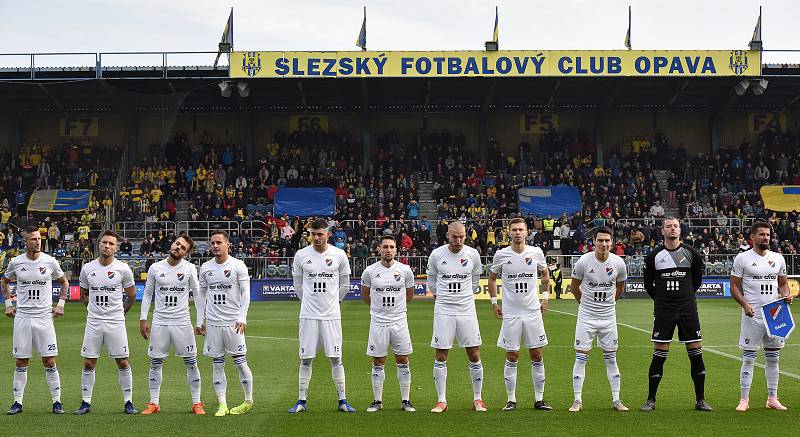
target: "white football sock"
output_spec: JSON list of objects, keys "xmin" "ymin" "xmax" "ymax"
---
[
  {"xmin": 371, "ymin": 365, "xmax": 385, "ymax": 402},
  {"xmin": 45, "ymin": 366, "xmax": 61, "ymax": 403},
  {"xmin": 234, "ymin": 356, "xmax": 253, "ymax": 403},
  {"xmin": 573, "ymin": 352, "xmax": 588, "ymax": 402},
  {"xmin": 299, "ymin": 359, "xmax": 312, "ymax": 401},
  {"xmin": 532, "ymin": 359, "xmax": 546, "ymax": 402},
  {"xmin": 603, "ymin": 351, "xmax": 621, "ymax": 402},
  {"xmin": 81, "ymin": 368, "xmax": 95, "ymax": 403},
  {"xmin": 148, "ymin": 358, "xmax": 163, "ymax": 405},
  {"xmin": 183, "ymin": 357, "xmax": 202, "ymax": 404},
  {"xmin": 330, "ymin": 357, "xmax": 346, "ymax": 401},
  {"xmin": 118, "ymin": 366, "xmax": 133, "ymax": 403},
  {"xmin": 765, "ymin": 351, "xmax": 780, "ymax": 398},
  {"xmin": 433, "ymin": 360, "xmax": 447, "ymax": 403},
  {"xmin": 212, "ymin": 357, "xmax": 227, "ymax": 404},
  {"xmin": 740, "ymin": 350, "xmax": 756, "ymax": 399},
  {"xmin": 397, "ymin": 363, "xmax": 411, "ymax": 401},
  {"xmin": 504, "ymin": 359, "xmax": 517, "ymax": 402},
  {"xmin": 469, "ymin": 360, "xmax": 483, "ymax": 401},
  {"xmin": 12, "ymin": 366, "xmax": 27, "ymax": 403}
]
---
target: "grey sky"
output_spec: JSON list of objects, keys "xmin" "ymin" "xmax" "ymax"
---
[{"xmin": 0, "ymin": 0, "xmax": 797, "ymax": 67}]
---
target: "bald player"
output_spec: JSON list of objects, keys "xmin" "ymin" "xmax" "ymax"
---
[{"xmin": 427, "ymin": 221, "xmax": 485, "ymax": 413}]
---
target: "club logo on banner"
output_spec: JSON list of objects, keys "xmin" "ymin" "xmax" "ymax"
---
[{"xmin": 761, "ymin": 299, "xmax": 795, "ymax": 338}]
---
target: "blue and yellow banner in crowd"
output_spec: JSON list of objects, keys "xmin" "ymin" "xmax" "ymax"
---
[
  {"xmin": 231, "ymin": 50, "xmax": 760, "ymax": 79},
  {"xmin": 27, "ymin": 189, "xmax": 92, "ymax": 213},
  {"xmin": 760, "ymin": 185, "xmax": 800, "ymax": 213}
]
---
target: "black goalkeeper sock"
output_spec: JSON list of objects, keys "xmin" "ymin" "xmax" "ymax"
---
[
  {"xmin": 648, "ymin": 349, "xmax": 669, "ymax": 401},
  {"xmin": 687, "ymin": 347, "xmax": 706, "ymax": 401}
]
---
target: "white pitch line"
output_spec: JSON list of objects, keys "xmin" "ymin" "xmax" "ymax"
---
[{"xmin": 550, "ymin": 309, "xmax": 800, "ymax": 380}]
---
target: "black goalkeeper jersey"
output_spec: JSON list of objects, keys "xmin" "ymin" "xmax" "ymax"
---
[{"xmin": 643, "ymin": 243, "xmax": 704, "ymax": 315}]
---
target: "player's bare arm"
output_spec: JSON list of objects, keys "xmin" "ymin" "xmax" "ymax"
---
[
  {"xmin": 361, "ymin": 285, "xmax": 371, "ymax": 305},
  {"xmin": 80, "ymin": 286, "xmax": 90, "ymax": 306},
  {"xmin": 730, "ymin": 275, "xmax": 754, "ymax": 317},
  {"xmin": 2, "ymin": 277, "xmax": 15, "ymax": 318},
  {"xmin": 614, "ymin": 281, "xmax": 625, "ymax": 301},
  {"xmin": 571, "ymin": 278, "xmax": 583, "ymax": 303},
  {"xmin": 52, "ymin": 275, "xmax": 69, "ymax": 318},
  {"xmin": 123, "ymin": 285, "xmax": 135, "ymax": 314},
  {"xmin": 778, "ymin": 275, "xmax": 792, "ymax": 304},
  {"xmin": 487, "ymin": 271, "xmax": 502, "ymax": 319}
]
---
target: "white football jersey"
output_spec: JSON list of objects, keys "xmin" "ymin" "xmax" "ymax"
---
[
  {"xmin": 79, "ymin": 258, "xmax": 136, "ymax": 322},
  {"xmin": 141, "ymin": 259, "xmax": 199, "ymax": 326},
  {"xmin": 292, "ymin": 245, "xmax": 351, "ymax": 320},
  {"xmin": 571, "ymin": 252, "xmax": 627, "ymax": 319},
  {"xmin": 731, "ymin": 249, "xmax": 787, "ymax": 312},
  {"xmin": 427, "ymin": 245, "xmax": 482, "ymax": 315},
  {"xmin": 198, "ymin": 257, "xmax": 250, "ymax": 326},
  {"xmin": 489, "ymin": 245, "xmax": 546, "ymax": 318},
  {"xmin": 361, "ymin": 260, "xmax": 415, "ymax": 324},
  {"xmin": 4, "ymin": 253, "xmax": 64, "ymax": 318}
]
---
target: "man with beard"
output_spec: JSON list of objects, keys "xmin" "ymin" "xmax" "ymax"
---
[{"xmin": 139, "ymin": 234, "xmax": 205, "ymax": 415}]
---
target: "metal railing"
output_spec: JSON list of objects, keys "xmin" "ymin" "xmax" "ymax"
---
[
  {"xmin": 0, "ymin": 51, "xmax": 229, "ymax": 80},
  {"xmin": 177, "ymin": 220, "xmax": 243, "ymax": 242},
  {"xmin": 52, "ymin": 253, "xmax": 800, "ymax": 281},
  {"xmin": 114, "ymin": 221, "xmax": 177, "ymax": 240}
]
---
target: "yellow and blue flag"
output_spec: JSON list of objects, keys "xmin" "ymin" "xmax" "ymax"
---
[
  {"xmin": 760, "ymin": 185, "xmax": 800, "ymax": 212},
  {"xmin": 491, "ymin": 6, "xmax": 499, "ymax": 43},
  {"xmin": 214, "ymin": 7, "xmax": 234, "ymax": 68},
  {"xmin": 355, "ymin": 6, "xmax": 367, "ymax": 50},
  {"xmin": 27, "ymin": 189, "xmax": 92, "ymax": 213}
]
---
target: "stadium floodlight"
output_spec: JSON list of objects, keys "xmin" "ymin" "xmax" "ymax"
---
[
  {"xmin": 219, "ymin": 81, "xmax": 232, "ymax": 97},
  {"xmin": 751, "ymin": 78, "xmax": 768, "ymax": 95},
  {"xmin": 237, "ymin": 81, "xmax": 250, "ymax": 98},
  {"xmin": 734, "ymin": 79, "xmax": 749, "ymax": 96}
]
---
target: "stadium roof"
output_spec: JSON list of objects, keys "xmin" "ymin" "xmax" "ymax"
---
[{"xmin": 1, "ymin": 60, "xmax": 799, "ymax": 114}]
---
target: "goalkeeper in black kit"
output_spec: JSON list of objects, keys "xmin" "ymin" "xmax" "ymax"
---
[{"xmin": 640, "ymin": 217, "xmax": 713, "ymax": 412}]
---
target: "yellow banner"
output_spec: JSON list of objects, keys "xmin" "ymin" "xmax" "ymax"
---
[
  {"xmin": 520, "ymin": 114, "xmax": 559, "ymax": 134},
  {"xmin": 59, "ymin": 117, "xmax": 99, "ymax": 137},
  {"xmin": 748, "ymin": 113, "xmax": 787, "ymax": 133},
  {"xmin": 232, "ymin": 50, "xmax": 760, "ymax": 79},
  {"xmin": 760, "ymin": 186, "xmax": 800, "ymax": 213},
  {"xmin": 290, "ymin": 115, "xmax": 329, "ymax": 132}
]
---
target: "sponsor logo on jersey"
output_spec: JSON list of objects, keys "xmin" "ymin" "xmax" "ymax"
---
[
  {"xmin": 177, "ymin": 273, "xmax": 185, "ymax": 281},
  {"xmin": 306, "ymin": 260, "xmax": 312, "ymax": 264},
  {"xmin": 159, "ymin": 273, "xmax": 165, "ymax": 277},
  {"xmin": 375, "ymin": 273, "xmax": 381, "ymax": 278},
  {"xmin": 589, "ymin": 269, "xmax": 595, "ymax": 273},
  {"xmin": 394, "ymin": 272, "xmax": 402, "ymax": 282},
  {"xmin": 441, "ymin": 260, "xmax": 447, "ymax": 265},
  {"xmin": 20, "ymin": 267, "xmax": 27, "ymax": 271},
  {"xmin": 606, "ymin": 267, "xmax": 613, "ymax": 276},
  {"xmin": 224, "ymin": 270, "xmax": 231, "ymax": 278},
  {"xmin": 752, "ymin": 262, "xmax": 758, "ymax": 267},
  {"xmin": 460, "ymin": 259, "xmax": 468, "ymax": 267},
  {"xmin": 525, "ymin": 257, "xmax": 533, "ymax": 265},
  {"xmin": 507, "ymin": 260, "xmax": 512, "ymax": 264},
  {"xmin": 39, "ymin": 266, "xmax": 46, "ymax": 275},
  {"xmin": 325, "ymin": 258, "xmax": 333, "ymax": 266},
  {"xmin": 107, "ymin": 271, "xmax": 115, "ymax": 279},
  {"xmin": 90, "ymin": 272, "xmax": 96, "ymax": 277}
]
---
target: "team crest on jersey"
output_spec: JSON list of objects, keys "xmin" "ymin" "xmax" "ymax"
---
[
  {"xmin": 107, "ymin": 271, "xmax": 115, "ymax": 279},
  {"xmin": 177, "ymin": 273, "xmax": 185, "ymax": 281},
  {"xmin": 606, "ymin": 267, "xmax": 613, "ymax": 276},
  {"xmin": 460, "ymin": 258, "xmax": 468, "ymax": 267},
  {"xmin": 768, "ymin": 260, "xmax": 776, "ymax": 268},
  {"xmin": 678, "ymin": 256, "xmax": 687, "ymax": 264},
  {"xmin": 325, "ymin": 258, "xmax": 333, "ymax": 266},
  {"xmin": 224, "ymin": 270, "xmax": 231, "ymax": 278},
  {"xmin": 393, "ymin": 272, "xmax": 402, "ymax": 282},
  {"xmin": 525, "ymin": 257, "xmax": 533, "ymax": 265},
  {"xmin": 39, "ymin": 267, "xmax": 46, "ymax": 275}
]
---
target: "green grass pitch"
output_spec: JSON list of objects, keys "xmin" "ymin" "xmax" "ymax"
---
[{"xmin": 1, "ymin": 299, "xmax": 797, "ymax": 435}]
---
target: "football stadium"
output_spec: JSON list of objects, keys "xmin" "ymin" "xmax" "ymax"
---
[{"xmin": 1, "ymin": 3, "xmax": 800, "ymax": 435}]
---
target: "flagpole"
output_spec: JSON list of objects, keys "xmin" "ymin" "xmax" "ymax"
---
[{"xmin": 362, "ymin": 6, "xmax": 367, "ymax": 52}]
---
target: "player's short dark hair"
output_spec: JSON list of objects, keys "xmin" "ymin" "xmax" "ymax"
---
[
  {"xmin": 508, "ymin": 217, "xmax": 527, "ymax": 228},
  {"xmin": 100, "ymin": 230, "xmax": 119, "ymax": 241},
  {"xmin": 594, "ymin": 226, "xmax": 613, "ymax": 240},
  {"xmin": 210, "ymin": 230, "xmax": 229, "ymax": 241},
  {"xmin": 309, "ymin": 218, "xmax": 328, "ymax": 231},
  {"xmin": 22, "ymin": 225, "xmax": 39, "ymax": 237},
  {"xmin": 175, "ymin": 233, "xmax": 195, "ymax": 251},
  {"xmin": 750, "ymin": 221, "xmax": 773, "ymax": 236},
  {"xmin": 662, "ymin": 216, "xmax": 680, "ymax": 226},
  {"xmin": 379, "ymin": 235, "xmax": 396, "ymax": 245}
]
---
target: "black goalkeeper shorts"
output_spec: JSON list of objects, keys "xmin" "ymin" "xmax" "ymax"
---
[{"xmin": 651, "ymin": 312, "xmax": 702, "ymax": 343}]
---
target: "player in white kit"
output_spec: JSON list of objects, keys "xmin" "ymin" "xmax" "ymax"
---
[
  {"xmin": 427, "ymin": 221, "xmax": 485, "ymax": 413},
  {"xmin": 361, "ymin": 235, "xmax": 416, "ymax": 412},
  {"xmin": 140, "ymin": 234, "xmax": 205, "ymax": 415},
  {"xmin": 196, "ymin": 230, "xmax": 253, "ymax": 417},
  {"xmin": 3, "ymin": 226, "xmax": 70, "ymax": 415},
  {"xmin": 487, "ymin": 218, "xmax": 553, "ymax": 411},
  {"xmin": 731, "ymin": 221, "xmax": 793, "ymax": 412},
  {"xmin": 568, "ymin": 227, "xmax": 628, "ymax": 412},
  {"xmin": 288, "ymin": 218, "xmax": 355, "ymax": 413},
  {"xmin": 75, "ymin": 230, "xmax": 138, "ymax": 415}
]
